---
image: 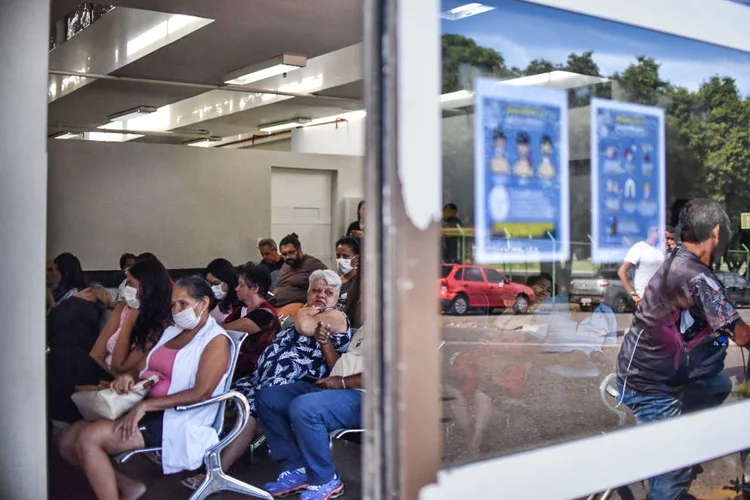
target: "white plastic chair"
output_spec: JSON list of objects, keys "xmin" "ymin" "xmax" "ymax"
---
[{"xmin": 114, "ymin": 330, "xmax": 273, "ymax": 500}]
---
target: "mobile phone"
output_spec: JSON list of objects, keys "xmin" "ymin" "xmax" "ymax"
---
[{"xmin": 301, "ymin": 376, "xmax": 319, "ymax": 384}]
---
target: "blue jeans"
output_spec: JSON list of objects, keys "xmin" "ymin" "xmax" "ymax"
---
[
  {"xmin": 617, "ymin": 375, "xmax": 732, "ymax": 500},
  {"xmin": 256, "ymin": 381, "xmax": 363, "ymax": 485}
]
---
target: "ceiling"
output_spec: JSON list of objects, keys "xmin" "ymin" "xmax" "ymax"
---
[{"xmin": 48, "ymin": 0, "xmax": 364, "ymax": 145}]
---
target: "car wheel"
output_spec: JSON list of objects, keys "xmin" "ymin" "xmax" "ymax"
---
[
  {"xmin": 450, "ymin": 294, "xmax": 469, "ymax": 316},
  {"xmin": 612, "ymin": 295, "xmax": 629, "ymax": 314},
  {"xmin": 513, "ymin": 294, "xmax": 530, "ymax": 314}
]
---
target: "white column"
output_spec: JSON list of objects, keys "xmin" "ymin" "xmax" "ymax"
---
[{"xmin": 0, "ymin": 0, "xmax": 50, "ymax": 498}]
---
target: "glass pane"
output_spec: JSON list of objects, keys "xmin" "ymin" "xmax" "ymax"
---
[
  {"xmin": 484, "ymin": 268, "xmax": 504, "ymax": 282},
  {"xmin": 464, "ymin": 267, "xmax": 485, "ymax": 282},
  {"xmin": 439, "ymin": 0, "xmax": 750, "ymax": 469},
  {"xmin": 441, "ymin": 264, "xmax": 456, "ymax": 278}
]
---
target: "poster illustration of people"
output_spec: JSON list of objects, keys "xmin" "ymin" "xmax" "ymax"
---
[
  {"xmin": 590, "ymin": 98, "xmax": 665, "ymax": 263},
  {"xmin": 474, "ymin": 78, "xmax": 570, "ymax": 264}
]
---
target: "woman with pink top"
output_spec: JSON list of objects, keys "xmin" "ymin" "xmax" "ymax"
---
[{"xmin": 59, "ymin": 276, "xmax": 234, "ymax": 500}]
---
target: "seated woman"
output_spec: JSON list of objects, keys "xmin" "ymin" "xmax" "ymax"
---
[
  {"xmin": 205, "ymin": 258, "xmax": 242, "ymax": 324},
  {"xmin": 47, "ymin": 285, "xmax": 113, "ymax": 423},
  {"xmin": 222, "ymin": 264, "xmax": 281, "ymax": 380},
  {"xmin": 334, "ymin": 236, "xmax": 360, "ymax": 304},
  {"xmin": 46, "ymin": 252, "xmax": 87, "ymax": 311},
  {"xmin": 58, "ymin": 276, "xmax": 233, "ymax": 500},
  {"xmin": 182, "ymin": 269, "xmax": 352, "ymax": 491},
  {"xmin": 89, "ymin": 259, "xmax": 172, "ymax": 378}
]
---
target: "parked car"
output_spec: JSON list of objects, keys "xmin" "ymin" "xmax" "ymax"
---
[
  {"xmin": 569, "ymin": 268, "xmax": 634, "ymax": 313},
  {"xmin": 715, "ymin": 272, "xmax": 750, "ymax": 307},
  {"xmin": 439, "ymin": 264, "xmax": 535, "ymax": 315}
]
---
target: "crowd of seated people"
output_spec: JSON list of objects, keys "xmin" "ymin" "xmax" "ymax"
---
[{"xmin": 47, "ymin": 220, "xmax": 367, "ymax": 500}]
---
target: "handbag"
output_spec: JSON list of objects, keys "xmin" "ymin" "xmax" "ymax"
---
[{"xmin": 71, "ymin": 374, "xmax": 160, "ymax": 421}]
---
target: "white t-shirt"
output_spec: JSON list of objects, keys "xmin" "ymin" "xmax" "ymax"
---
[
  {"xmin": 331, "ymin": 325, "xmax": 366, "ymax": 378},
  {"xmin": 624, "ymin": 241, "xmax": 665, "ymax": 296}
]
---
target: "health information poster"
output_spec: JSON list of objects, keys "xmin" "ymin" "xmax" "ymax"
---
[
  {"xmin": 474, "ymin": 78, "xmax": 570, "ymax": 264},
  {"xmin": 590, "ymin": 98, "xmax": 665, "ymax": 263}
]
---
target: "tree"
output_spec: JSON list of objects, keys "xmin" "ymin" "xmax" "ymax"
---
[
  {"xmin": 522, "ymin": 58, "xmax": 560, "ymax": 76},
  {"xmin": 565, "ymin": 51, "xmax": 601, "ymax": 77},
  {"xmin": 610, "ymin": 56, "xmax": 668, "ymax": 106},
  {"xmin": 442, "ymin": 34, "xmax": 513, "ymax": 93}
]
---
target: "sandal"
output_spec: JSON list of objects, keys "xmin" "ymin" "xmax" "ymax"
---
[{"xmin": 181, "ymin": 473, "xmax": 206, "ymax": 491}]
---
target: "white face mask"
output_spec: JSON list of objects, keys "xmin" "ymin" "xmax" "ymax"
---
[
  {"xmin": 173, "ymin": 302, "xmax": 203, "ymax": 330},
  {"xmin": 123, "ymin": 285, "xmax": 140, "ymax": 310},
  {"xmin": 211, "ymin": 283, "xmax": 227, "ymax": 300},
  {"xmin": 337, "ymin": 258, "xmax": 354, "ymax": 275}
]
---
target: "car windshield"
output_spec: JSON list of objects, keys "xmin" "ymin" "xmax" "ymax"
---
[
  {"xmin": 440, "ymin": 265, "xmax": 455, "ymax": 278},
  {"xmin": 595, "ymin": 269, "xmax": 619, "ymax": 280}
]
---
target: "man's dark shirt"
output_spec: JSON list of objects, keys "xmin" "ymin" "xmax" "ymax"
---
[
  {"xmin": 259, "ymin": 259, "xmax": 284, "ymax": 274},
  {"xmin": 617, "ymin": 248, "xmax": 739, "ymax": 396}
]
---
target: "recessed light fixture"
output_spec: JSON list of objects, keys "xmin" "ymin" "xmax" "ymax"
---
[
  {"xmin": 441, "ymin": 3, "xmax": 495, "ymax": 20},
  {"xmin": 258, "ymin": 117, "xmax": 312, "ymax": 133},
  {"xmin": 50, "ymin": 132, "xmax": 83, "ymax": 140},
  {"xmin": 224, "ymin": 54, "xmax": 307, "ymax": 86},
  {"xmin": 107, "ymin": 105, "xmax": 158, "ymax": 122}
]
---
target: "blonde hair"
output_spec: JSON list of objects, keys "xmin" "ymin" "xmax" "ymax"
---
[{"xmin": 88, "ymin": 284, "xmax": 113, "ymax": 310}]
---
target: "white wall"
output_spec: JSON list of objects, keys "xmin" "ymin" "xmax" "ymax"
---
[
  {"xmin": 48, "ymin": 140, "xmax": 363, "ymax": 270},
  {"xmin": 291, "ymin": 116, "xmax": 366, "ymax": 156}
]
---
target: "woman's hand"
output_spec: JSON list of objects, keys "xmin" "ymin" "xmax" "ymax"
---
[
  {"xmin": 315, "ymin": 376, "xmax": 344, "ymax": 390},
  {"xmin": 314, "ymin": 321, "xmax": 332, "ymax": 345},
  {"xmin": 114, "ymin": 401, "xmax": 147, "ymax": 442},
  {"xmin": 111, "ymin": 373, "xmax": 135, "ymax": 394}
]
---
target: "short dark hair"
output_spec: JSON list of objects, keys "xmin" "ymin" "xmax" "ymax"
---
[
  {"xmin": 493, "ymin": 130, "xmax": 505, "ymax": 141},
  {"xmin": 443, "ymin": 203, "xmax": 458, "ymax": 211},
  {"xmin": 174, "ymin": 275, "xmax": 217, "ymax": 312},
  {"xmin": 335, "ymin": 236, "xmax": 360, "ymax": 255},
  {"xmin": 119, "ymin": 253, "xmax": 136, "ymax": 270},
  {"xmin": 238, "ymin": 264, "xmax": 272, "ymax": 297},
  {"xmin": 258, "ymin": 238, "xmax": 277, "ymax": 251},
  {"xmin": 527, "ymin": 272, "xmax": 553, "ymax": 288},
  {"xmin": 666, "ymin": 225, "xmax": 675, "ymax": 234},
  {"xmin": 279, "ymin": 233, "xmax": 301, "ymax": 250},
  {"xmin": 679, "ymin": 198, "xmax": 730, "ymax": 244}
]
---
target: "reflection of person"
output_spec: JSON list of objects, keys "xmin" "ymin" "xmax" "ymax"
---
[
  {"xmin": 490, "ymin": 130, "xmax": 510, "ymax": 174},
  {"xmin": 616, "ymin": 199, "xmax": 750, "ymax": 500},
  {"xmin": 618, "ymin": 226, "xmax": 664, "ymax": 305},
  {"xmin": 346, "ymin": 200, "xmax": 365, "ymax": 240},
  {"xmin": 512, "ymin": 133, "xmax": 533, "ymax": 178},
  {"xmin": 537, "ymin": 135, "xmax": 556, "ymax": 179},
  {"xmin": 665, "ymin": 226, "xmax": 677, "ymax": 253},
  {"xmin": 624, "ymin": 147, "xmax": 635, "ymax": 173},
  {"xmin": 442, "ymin": 203, "xmax": 463, "ymax": 264}
]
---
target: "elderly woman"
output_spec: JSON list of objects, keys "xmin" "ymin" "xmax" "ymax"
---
[
  {"xmin": 182, "ymin": 269, "xmax": 352, "ymax": 491},
  {"xmin": 58, "ymin": 276, "xmax": 233, "ymax": 500}
]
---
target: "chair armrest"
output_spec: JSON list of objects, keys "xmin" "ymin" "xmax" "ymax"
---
[{"xmin": 175, "ymin": 391, "xmax": 244, "ymax": 412}]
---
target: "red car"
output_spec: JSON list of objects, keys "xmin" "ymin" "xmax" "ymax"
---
[{"xmin": 439, "ymin": 264, "xmax": 536, "ymax": 315}]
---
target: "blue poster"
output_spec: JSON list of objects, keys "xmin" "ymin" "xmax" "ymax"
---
[
  {"xmin": 474, "ymin": 78, "xmax": 570, "ymax": 264},
  {"xmin": 590, "ymin": 99, "xmax": 666, "ymax": 263}
]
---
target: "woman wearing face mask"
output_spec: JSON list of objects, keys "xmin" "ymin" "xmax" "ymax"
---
[
  {"xmin": 58, "ymin": 276, "xmax": 233, "ymax": 500},
  {"xmin": 335, "ymin": 236, "xmax": 360, "ymax": 304},
  {"xmin": 205, "ymin": 258, "xmax": 242, "ymax": 324},
  {"xmin": 222, "ymin": 264, "xmax": 281, "ymax": 380},
  {"xmin": 89, "ymin": 259, "xmax": 172, "ymax": 378}
]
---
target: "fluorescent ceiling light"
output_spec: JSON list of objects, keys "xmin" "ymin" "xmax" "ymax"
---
[
  {"xmin": 84, "ymin": 131, "xmax": 144, "ymax": 142},
  {"xmin": 51, "ymin": 132, "xmax": 83, "ymax": 140},
  {"xmin": 224, "ymin": 54, "xmax": 307, "ymax": 86},
  {"xmin": 258, "ymin": 117, "xmax": 312, "ymax": 133},
  {"xmin": 127, "ymin": 14, "xmax": 201, "ymax": 57},
  {"xmin": 186, "ymin": 137, "xmax": 222, "ymax": 147},
  {"xmin": 441, "ymin": 3, "xmax": 495, "ymax": 20},
  {"xmin": 108, "ymin": 105, "xmax": 158, "ymax": 122}
]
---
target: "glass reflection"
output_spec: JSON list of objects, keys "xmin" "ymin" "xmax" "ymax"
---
[{"xmin": 438, "ymin": 1, "xmax": 750, "ymax": 488}]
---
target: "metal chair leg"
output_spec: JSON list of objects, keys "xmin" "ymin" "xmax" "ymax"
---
[{"xmin": 189, "ymin": 469, "xmax": 273, "ymax": 500}]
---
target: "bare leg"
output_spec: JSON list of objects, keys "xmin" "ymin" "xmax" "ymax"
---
[
  {"xmin": 116, "ymin": 471, "xmax": 147, "ymax": 500},
  {"xmin": 220, "ymin": 417, "xmax": 257, "ymax": 471},
  {"xmin": 74, "ymin": 419, "xmax": 146, "ymax": 500},
  {"xmin": 58, "ymin": 420, "xmax": 89, "ymax": 466}
]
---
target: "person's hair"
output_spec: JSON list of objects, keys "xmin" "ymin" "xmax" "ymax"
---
[
  {"xmin": 344, "ymin": 259, "xmax": 364, "ymax": 329},
  {"xmin": 258, "ymin": 238, "xmax": 277, "ymax": 251},
  {"xmin": 666, "ymin": 225, "xmax": 675, "ymax": 234},
  {"xmin": 127, "ymin": 259, "xmax": 173, "ymax": 350},
  {"xmin": 493, "ymin": 130, "xmax": 505, "ymax": 141},
  {"xmin": 308, "ymin": 269, "xmax": 343, "ymax": 297},
  {"xmin": 527, "ymin": 272, "xmax": 553, "ymax": 288},
  {"xmin": 541, "ymin": 135, "xmax": 552, "ymax": 145},
  {"xmin": 336, "ymin": 236, "xmax": 360, "ymax": 256},
  {"xmin": 679, "ymin": 198, "xmax": 731, "ymax": 244},
  {"xmin": 119, "ymin": 253, "xmax": 136, "ymax": 270},
  {"xmin": 88, "ymin": 284, "xmax": 113, "ymax": 311},
  {"xmin": 357, "ymin": 200, "xmax": 365, "ymax": 222},
  {"xmin": 206, "ymin": 258, "xmax": 241, "ymax": 314},
  {"xmin": 517, "ymin": 132, "xmax": 530, "ymax": 144},
  {"xmin": 136, "ymin": 252, "xmax": 159, "ymax": 263},
  {"xmin": 279, "ymin": 233, "xmax": 302, "ymax": 250},
  {"xmin": 55, "ymin": 252, "xmax": 86, "ymax": 292},
  {"xmin": 238, "ymin": 264, "xmax": 272, "ymax": 297},
  {"xmin": 443, "ymin": 203, "xmax": 458, "ymax": 211},
  {"xmin": 174, "ymin": 275, "xmax": 216, "ymax": 313}
]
